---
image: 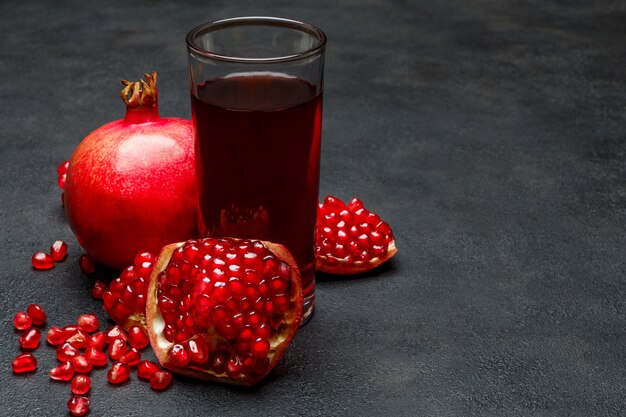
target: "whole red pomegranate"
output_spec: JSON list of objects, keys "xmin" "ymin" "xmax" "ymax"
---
[{"xmin": 65, "ymin": 72, "xmax": 197, "ymax": 269}]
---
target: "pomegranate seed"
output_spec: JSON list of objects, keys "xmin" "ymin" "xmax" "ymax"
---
[
  {"xmin": 119, "ymin": 347, "xmax": 141, "ymax": 366},
  {"xmin": 72, "ymin": 356, "xmax": 93, "ymax": 374},
  {"xmin": 168, "ymin": 343, "xmax": 190, "ymax": 367},
  {"xmin": 50, "ymin": 361, "xmax": 74, "ymax": 381},
  {"xmin": 13, "ymin": 312, "xmax": 32, "ymax": 330},
  {"xmin": 188, "ymin": 338, "xmax": 209, "ymax": 365},
  {"xmin": 26, "ymin": 304, "xmax": 47, "ymax": 325},
  {"xmin": 18, "ymin": 328, "xmax": 41, "ymax": 350},
  {"xmin": 150, "ymin": 370, "xmax": 173, "ymax": 391},
  {"xmin": 67, "ymin": 395, "xmax": 90, "ymax": 417},
  {"xmin": 108, "ymin": 339, "xmax": 128, "ymax": 360},
  {"xmin": 50, "ymin": 240, "xmax": 68, "ymax": 261},
  {"xmin": 107, "ymin": 362, "xmax": 130, "ymax": 384},
  {"xmin": 77, "ymin": 313, "xmax": 99, "ymax": 333},
  {"xmin": 46, "ymin": 326, "xmax": 68, "ymax": 345},
  {"xmin": 91, "ymin": 280, "xmax": 107, "ymax": 299},
  {"xmin": 137, "ymin": 360, "xmax": 160, "ymax": 380},
  {"xmin": 84, "ymin": 347, "xmax": 108, "ymax": 367},
  {"xmin": 79, "ymin": 254, "xmax": 95, "ymax": 274},
  {"xmin": 57, "ymin": 160, "xmax": 69, "ymax": 176},
  {"xmin": 251, "ymin": 339, "xmax": 270, "ymax": 358},
  {"xmin": 71, "ymin": 375, "xmax": 91, "ymax": 395},
  {"xmin": 57, "ymin": 342, "xmax": 79, "ymax": 362},
  {"xmin": 66, "ymin": 329, "xmax": 90, "ymax": 349},
  {"xmin": 227, "ymin": 356, "xmax": 242, "ymax": 379},
  {"xmin": 134, "ymin": 251, "xmax": 155, "ymax": 265},
  {"xmin": 57, "ymin": 173, "xmax": 67, "ymax": 189},
  {"xmin": 88, "ymin": 332, "xmax": 106, "ymax": 349},
  {"xmin": 63, "ymin": 324, "xmax": 80, "ymax": 335},
  {"xmin": 12, "ymin": 353, "xmax": 37, "ymax": 373},
  {"xmin": 32, "ymin": 252, "xmax": 54, "ymax": 270},
  {"xmin": 105, "ymin": 325, "xmax": 128, "ymax": 344},
  {"xmin": 128, "ymin": 326, "xmax": 149, "ymax": 349}
]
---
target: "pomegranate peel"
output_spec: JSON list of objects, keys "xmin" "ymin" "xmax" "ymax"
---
[
  {"xmin": 315, "ymin": 195, "xmax": 397, "ymax": 274},
  {"xmin": 146, "ymin": 238, "xmax": 303, "ymax": 386}
]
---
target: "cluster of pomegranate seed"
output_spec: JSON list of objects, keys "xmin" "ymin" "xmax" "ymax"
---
[
  {"xmin": 12, "ymin": 304, "xmax": 47, "ymax": 374},
  {"xmin": 32, "ymin": 240, "xmax": 68, "ymax": 270},
  {"xmin": 315, "ymin": 195, "xmax": 397, "ymax": 274},
  {"xmin": 11, "ymin": 305, "xmax": 172, "ymax": 416},
  {"xmin": 152, "ymin": 238, "xmax": 300, "ymax": 382},
  {"xmin": 101, "ymin": 252, "xmax": 154, "ymax": 329},
  {"xmin": 57, "ymin": 160, "xmax": 69, "ymax": 190},
  {"xmin": 57, "ymin": 160, "xmax": 69, "ymax": 207}
]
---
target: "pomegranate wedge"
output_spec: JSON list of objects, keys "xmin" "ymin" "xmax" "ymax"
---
[
  {"xmin": 315, "ymin": 195, "xmax": 397, "ymax": 274},
  {"xmin": 146, "ymin": 238, "xmax": 303, "ymax": 385}
]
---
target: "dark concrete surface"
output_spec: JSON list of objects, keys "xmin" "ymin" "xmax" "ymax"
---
[{"xmin": 2, "ymin": 0, "xmax": 626, "ymax": 416}]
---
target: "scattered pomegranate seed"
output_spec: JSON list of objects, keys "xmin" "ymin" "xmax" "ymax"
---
[
  {"xmin": 128, "ymin": 326, "xmax": 149, "ymax": 349},
  {"xmin": 12, "ymin": 353, "xmax": 37, "ymax": 373},
  {"xmin": 32, "ymin": 252, "xmax": 55, "ymax": 270},
  {"xmin": 57, "ymin": 160, "xmax": 69, "ymax": 177},
  {"xmin": 77, "ymin": 313, "xmax": 99, "ymax": 333},
  {"xmin": 107, "ymin": 362, "xmax": 130, "ymax": 384},
  {"xmin": 119, "ymin": 347, "xmax": 141, "ymax": 366},
  {"xmin": 71, "ymin": 375, "xmax": 91, "ymax": 395},
  {"xmin": 50, "ymin": 361, "xmax": 74, "ymax": 381},
  {"xmin": 108, "ymin": 339, "xmax": 128, "ymax": 360},
  {"xmin": 50, "ymin": 240, "xmax": 68, "ymax": 261},
  {"xmin": 57, "ymin": 342, "xmax": 79, "ymax": 362},
  {"xmin": 105, "ymin": 325, "xmax": 128, "ymax": 344},
  {"xmin": 137, "ymin": 360, "xmax": 160, "ymax": 380},
  {"xmin": 72, "ymin": 356, "xmax": 93, "ymax": 374},
  {"xmin": 66, "ymin": 329, "xmax": 90, "ymax": 349},
  {"xmin": 26, "ymin": 304, "xmax": 47, "ymax": 325},
  {"xmin": 58, "ymin": 174, "xmax": 67, "ymax": 189},
  {"xmin": 63, "ymin": 324, "xmax": 80, "ymax": 335},
  {"xmin": 168, "ymin": 343, "xmax": 190, "ymax": 367},
  {"xmin": 150, "ymin": 370, "xmax": 172, "ymax": 391},
  {"xmin": 13, "ymin": 312, "xmax": 32, "ymax": 330},
  {"xmin": 67, "ymin": 395, "xmax": 90, "ymax": 417},
  {"xmin": 18, "ymin": 328, "xmax": 41, "ymax": 350},
  {"xmin": 91, "ymin": 280, "xmax": 107, "ymax": 299},
  {"xmin": 84, "ymin": 347, "xmax": 108, "ymax": 367},
  {"xmin": 47, "ymin": 326, "xmax": 69, "ymax": 345},
  {"xmin": 79, "ymin": 254, "xmax": 96, "ymax": 274},
  {"xmin": 88, "ymin": 332, "xmax": 106, "ymax": 350}
]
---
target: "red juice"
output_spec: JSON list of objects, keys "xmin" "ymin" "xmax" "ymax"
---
[{"xmin": 191, "ymin": 72, "xmax": 322, "ymax": 305}]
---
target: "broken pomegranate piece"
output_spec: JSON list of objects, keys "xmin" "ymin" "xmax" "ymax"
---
[
  {"xmin": 315, "ymin": 195, "xmax": 397, "ymax": 274},
  {"xmin": 146, "ymin": 238, "xmax": 303, "ymax": 385},
  {"xmin": 102, "ymin": 252, "xmax": 154, "ymax": 330}
]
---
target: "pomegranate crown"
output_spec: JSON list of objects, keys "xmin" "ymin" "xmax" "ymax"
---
[{"xmin": 120, "ymin": 71, "xmax": 158, "ymax": 109}]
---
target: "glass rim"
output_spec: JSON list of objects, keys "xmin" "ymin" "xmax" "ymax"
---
[{"xmin": 186, "ymin": 16, "xmax": 327, "ymax": 64}]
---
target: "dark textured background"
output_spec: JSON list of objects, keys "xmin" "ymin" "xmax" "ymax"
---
[{"xmin": 2, "ymin": 0, "xmax": 626, "ymax": 416}]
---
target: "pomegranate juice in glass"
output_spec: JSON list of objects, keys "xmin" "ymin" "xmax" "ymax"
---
[{"xmin": 187, "ymin": 17, "xmax": 326, "ymax": 323}]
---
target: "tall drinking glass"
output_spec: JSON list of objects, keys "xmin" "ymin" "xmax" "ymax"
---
[{"xmin": 186, "ymin": 17, "xmax": 326, "ymax": 323}]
